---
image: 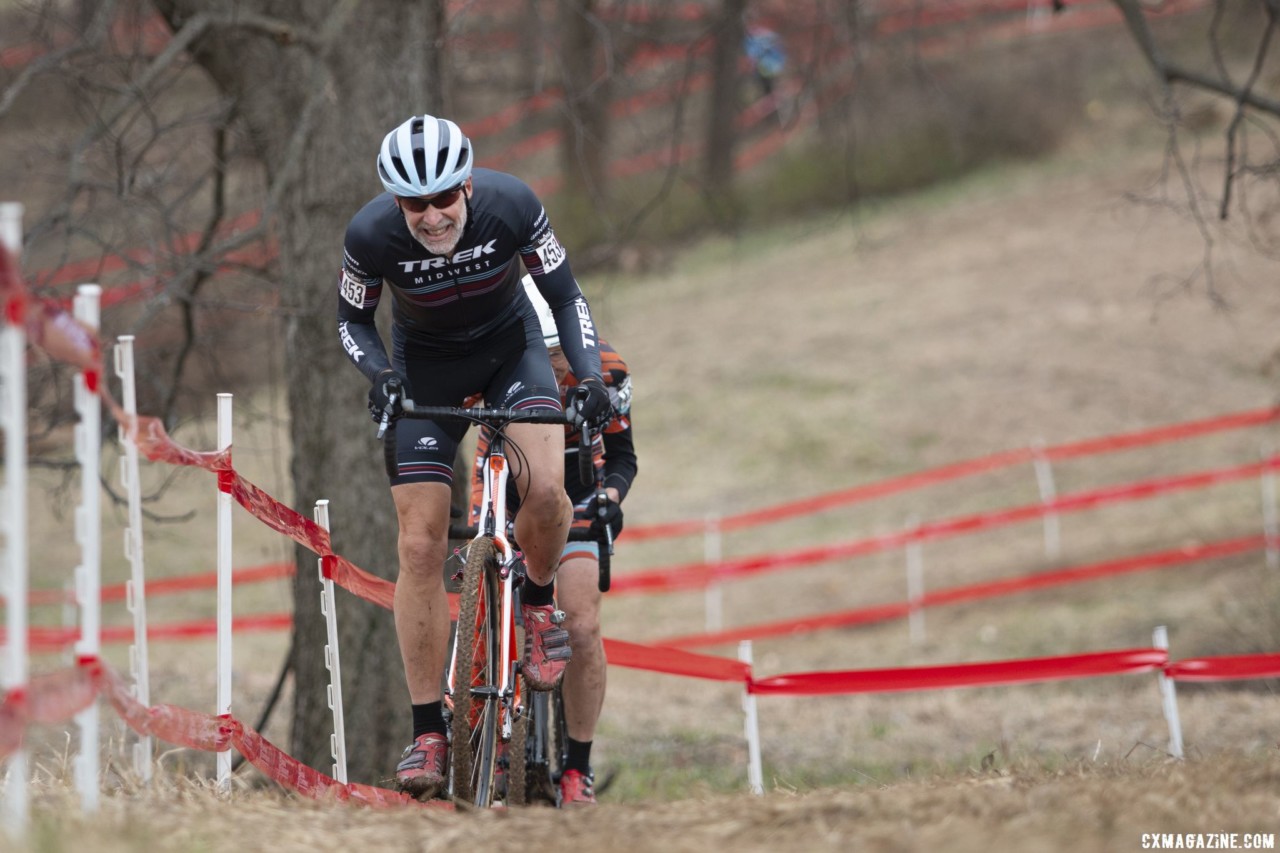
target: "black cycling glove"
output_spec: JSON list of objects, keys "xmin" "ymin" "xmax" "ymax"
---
[
  {"xmin": 590, "ymin": 497, "xmax": 624, "ymax": 540},
  {"xmin": 368, "ymin": 368, "xmax": 412, "ymax": 424},
  {"xmin": 571, "ymin": 377, "xmax": 613, "ymax": 429}
]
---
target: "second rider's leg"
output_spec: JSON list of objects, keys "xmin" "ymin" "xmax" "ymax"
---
[
  {"xmin": 556, "ymin": 552, "xmax": 606, "ymax": 743},
  {"xmin": 554, "ymin": 549, "xmax": 604, "ymax": 805}
]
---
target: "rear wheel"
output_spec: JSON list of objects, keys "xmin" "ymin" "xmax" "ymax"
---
[
  {"xmin": 522, "ymin": 681, "xmax": 567, "ymax": 806},
  {"xmin": 506, "ymin": 693, "xmax": 527, "ymax": 805},
  {"xmin": 449, "ymin": 536, "xmax": 501, "ymax": 806}
]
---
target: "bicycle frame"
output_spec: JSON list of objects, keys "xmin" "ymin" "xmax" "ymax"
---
[
  {"xmin": 444, "ymin": 427, "xmax": 521, "ymax": 750},
  {"xmin": 393, "ymin": 401, "xmax": 583, "ymax": 807},
  {"xmin": 388, "ymin": 392, "xmax": 600, "ymax": 807}
]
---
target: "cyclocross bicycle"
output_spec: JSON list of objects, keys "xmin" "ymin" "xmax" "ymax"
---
[{"xmin": 385, "ymin": 386, "xmax": 604, "ymax": 807}]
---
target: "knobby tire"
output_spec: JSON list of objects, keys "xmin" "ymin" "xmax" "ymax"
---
[
  {"xmin": 521, "ymin": 679, "xmax": 567, "ymax": 806},
  {"xmin": 449, "ymin": 536, "xmax": 501, "ymax": 806},
  {"xmin": 507, "ymin": 692, "xmax": 527, "ymax": 805}
]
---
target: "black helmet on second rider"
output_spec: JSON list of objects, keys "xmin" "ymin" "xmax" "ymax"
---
[{"xmin": 377, "ymin": 115, "xmax": 474, "ymax": 197}]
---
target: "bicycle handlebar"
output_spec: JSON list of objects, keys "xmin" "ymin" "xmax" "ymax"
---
[
  {"xmin": 381, "ymin": 378, "xmax": 612, "ymax": 590},
  {"xmin": 399, "ymin": 403, "xmax": 579, "ymax": 427}
]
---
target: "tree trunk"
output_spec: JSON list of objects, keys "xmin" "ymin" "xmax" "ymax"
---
[
  {"xmin": 558, "ymin": 0, "xmax": 612, "ymax": 221},
  {"xmin": 705, "ymin": 0, "xmax": 748, "ymax": 222},
  {"xmin": 152, "ymin": 0, "xmax": 445, "ymax": 785}
]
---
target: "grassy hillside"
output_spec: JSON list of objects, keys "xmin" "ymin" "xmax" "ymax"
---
[{"xmin": 13, "ymin": 44, "xmax": 1280, "ymax": 851}]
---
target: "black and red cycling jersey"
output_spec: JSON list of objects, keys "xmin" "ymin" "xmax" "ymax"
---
[{"xmin": 468, "ymin": 340, "xmax": 636, "ymax": 527}]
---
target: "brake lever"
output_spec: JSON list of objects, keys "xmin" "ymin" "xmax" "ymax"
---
[
  {"xmin": 595, "ymin": 489, "xmax": 615, "ymax": 555},
  {"xmin": 571, "ymin": 385, "xmax": 594, "ymax": 486},
  {"xmin": 376, "ymin": 389, "xmax": 397, "ymax": 440},
  {"xmin": 594, "ymin": 489, "xmax": 613, "ymax": 593}
]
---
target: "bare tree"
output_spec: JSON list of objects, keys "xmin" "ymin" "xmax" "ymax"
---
[
  {"xmin": 557, "ymin": 0, "xmax": 615, "ymax": 219},
  {"xmin": 1100, "ymin": 0, "xmax": 1280, "ymax": 265},
  {"xmin": 0, "ymin": 0, "xmax": 453, "ymax": 783},
  {"xmin": 704, "ymin": 0, "xmax": 748, "ymax": 219}
]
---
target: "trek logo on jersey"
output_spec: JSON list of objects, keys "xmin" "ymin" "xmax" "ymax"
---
[
  {"xmin": 397, "ymin": 240, "xmax": 497, "ymax": 273},
  {"xmin": 535, "ymin": 232, "xmax": 567, "ymax": 274},
  {"xmin": 338, "ymin": 321, "xmax": 364, "ymax": 362},
  {"xmin": 575, "ymin": 298, "xmax": 597, "ymax": 348},
  {"xmin": 340, "ymin": 271, "xmax": 367, "ymax": 308}
]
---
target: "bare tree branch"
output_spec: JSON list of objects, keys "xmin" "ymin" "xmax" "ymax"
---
[{"xmin": 0, "ymin": 0, "xmax": 118, "ymax": 119}]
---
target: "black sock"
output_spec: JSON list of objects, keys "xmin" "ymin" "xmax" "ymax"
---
[
  {"xmin": 412, "ymin": 701, "xmax": 447, "ymax": 739},
  {"xmin": 522, "ymin": 576, "xmax": 555, "ymax": 607},
  {"xmin": 565, "ymin": 736, "xmax": 593, "ymax": 774}
]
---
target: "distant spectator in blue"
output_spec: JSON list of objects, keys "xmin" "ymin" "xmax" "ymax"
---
[{"xmin": 743, "ymin": 22, "xmax": 786, "ymax": 98}]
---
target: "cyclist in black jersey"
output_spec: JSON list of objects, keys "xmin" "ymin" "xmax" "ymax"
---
[{"xmin": 336, "ymin": 114, "xmax": 612, "ymax": 801}]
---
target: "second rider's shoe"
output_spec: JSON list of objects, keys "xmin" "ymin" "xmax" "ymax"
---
[
  {"xmin": 395, "ymin": 732, "xmax": 449, "ymax": 801},
  {"xmin": 521, "ymin": 603, "xmax": 572, "ymax": 690},
  {"xmin": 559, "ymin": 768, "xmax": 597, "ymax": 806}
]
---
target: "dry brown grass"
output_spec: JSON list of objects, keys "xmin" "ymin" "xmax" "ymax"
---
[{"xmin": 14, "ymin": 67, "xmax": 1280, "ymax": 852}]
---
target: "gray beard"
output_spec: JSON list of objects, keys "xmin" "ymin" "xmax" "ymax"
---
[{"xmin": 411, "ymin": 203, "xmax": 468, "ymax": 256}]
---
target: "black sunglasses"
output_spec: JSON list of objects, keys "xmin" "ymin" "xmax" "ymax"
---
[{"xmin": 397, "ymin": 183, "xmax": 466, "ymax": 213}]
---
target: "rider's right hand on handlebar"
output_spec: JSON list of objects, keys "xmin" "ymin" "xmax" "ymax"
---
[{"xmin": 368, "ymin": 368, "xmax": 413, "ymax": 424}]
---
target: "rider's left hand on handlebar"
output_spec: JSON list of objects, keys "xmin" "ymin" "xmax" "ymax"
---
[
  {"xmin": 368, "ymin": 368, "xmax": 413, "ymax": 424},
  {"xmin": 570, "ymin": 377, "xmax": 613, "ymax": 429}
]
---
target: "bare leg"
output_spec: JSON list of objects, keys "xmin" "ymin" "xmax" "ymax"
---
[
  {"xmin": 557, "ymin": 553, "xmax": 606, "ymax": 741},
  {"xmin": 505, "ymin": 421, "xmax": 572, "ymax": 586},
  {"xmin": 391, "ymin": 481, "xmax": 454, "ymax": 703}
]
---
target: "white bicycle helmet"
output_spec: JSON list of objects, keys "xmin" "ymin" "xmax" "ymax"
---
[
  {"xmin": 521, "ymin": 275, "xmax": 560, "ymax": 347},
  {"xmin": 377, "ymin": 115, "xmax": 473, "ymax": 196}
]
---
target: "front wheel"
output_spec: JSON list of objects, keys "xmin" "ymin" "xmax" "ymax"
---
[{"xmin": 449, "ymin": 536, "xmax": 502, "ymax": 806}]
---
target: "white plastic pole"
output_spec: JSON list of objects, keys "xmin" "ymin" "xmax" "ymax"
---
[
  {"xmin": 906, "ymin": 516, "xmax": 925, "ymax": 646},
  {"xmin": 71, "ymin": 284, "xmax": 102, "ymax": 813},
  {"xmin": 114, "ymin": 335, "xmax": 152, "ymax": 782},
  {"xmin": 0, "ymin": 202, "xmax": 28, "ymax": 838},
  {"xmin": 738, "ymin": 641, "xmax": 764, "ymax": 796},
  {"xmin": 313, "ymin": 500, "xmax": 348, "ymax": 784},
  {"xmin": 216, "ymin": 393, "xmax": 233, "ymax": 790},
  {"xmin": 1031, "ymin": 439, "xmax": 1061, "ymax": 560},
  {"xmin": 704, "ymin": 514, "xmax": 722, "ymax": 633},
  {"xmin": 1261, "ymin": 446, "xmax": 1278, "ymax": 570},
  {"xmin": 1153, "ymin": 625, "xmax": 1184, "ymax": 759}
]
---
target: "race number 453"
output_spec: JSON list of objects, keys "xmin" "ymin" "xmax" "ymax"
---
[
  {"xmin": 536, "ymin": 234, "xmax": 567, "ymax": 273},
  {"xmin": 340, "ymin": 272, "xmax": 367, "ymax": 308}
]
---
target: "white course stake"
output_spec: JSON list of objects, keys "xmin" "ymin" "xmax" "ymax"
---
[
  {"xmin": 114, "ymin": 336, "xmax": 152, "ymax": 782},
  {"xmin": 216, "ymin": 393, "xmax": 234, "ymax": 790},
  {"xmin": 71, "ymin": 284, "xmax": 102, "ymax": 813},
  {"xmin": 1031, "ymin": 439, "xmax": 1061, "ymax": 560},
  {"xmin": 314, "ymin": 500, "xmax": 348, "ymax": 783},
  {"xmin": 0, "ymin": 202, "xmax": 29, "ymax": 838},
  {"xmin": 738, "ymin": 641, "xmax": 764, "ymax": 796},
  {"xmin": 1153, "ymin": 625, "xmax": 1184, "ymax": 759}
]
